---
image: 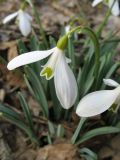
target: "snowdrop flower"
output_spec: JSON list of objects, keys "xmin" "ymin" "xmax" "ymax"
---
[
  {"xmin": 92, "ymin": 0, "xmax": 120, "ymax": 16},
  {"xmin": 65, "ymin": 25, "xmax": 71, "ymax": 34},
  {"xmin": 3, "ymin": 9, "xmax": 32, "ymax": 36},
  {"xmin": 76, "ymin": 78, "xmax": 120, "ymax": 117},
  {"xmin": 7, "ymin": 35, "xmax": 78, "ymax": 109}
]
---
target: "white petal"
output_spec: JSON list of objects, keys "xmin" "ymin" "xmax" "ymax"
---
[
  {"xmin": 40, "ymin": 48, "xmax": 71, "ymax": 80},
  {"xmin": 54, "ymin": 52, "xmax": 78, "ymax": 109},
  {"xmin": 65, "ymin": 25, "xmax": 70, "ymax": 33},
  {"xmin": 76, "ymin": 89, "xmax": 119, "ymax": 117},
  {"xmin": 92, "ymin": 0, "xmax": 103, "ymax": 7},
  {"xmin": 108, "ymin": 0, "xmax": 120, "ymax": 16},
  {"xmin": 18, "ymin": 10, "xmax": 31, "ymax": 36},
  {"xmin": 103, "ymin": 79, "xmax": 119, "ymax": 87},
  {"xmin": 3, "ymin": 11, "xmax": 18, "ymax": 24},
  {"xmin": 7, "ymin": 48, "xmax": 55, "ymax": 70},
  {"xmin": 24, "ymin": 12, "xmax": 32, "ymax": 21}
]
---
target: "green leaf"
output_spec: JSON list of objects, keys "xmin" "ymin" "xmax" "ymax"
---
[
  {"xmin": 79, "ymin": 147, "xmax": 97, "ymax": 160},
  {"xmin": 25, "ymin": 66, "xmax": 49, "ymax": 118},
  {"xmin": 47, "ymin": 133, "xmax": 52, "ymax": 144},
  {"xmin": 56, "ymin": 124, "xmax": 65, "ymax": 138},
  {"xmin": 49, "ymin": 80, "xmax": 62, "ymax": 120},
  {"xmin": 0, "ymin": 103, "xmax": 38, "ymax": 144},
  {"xmin": 48, "ymin": 121, "xmax": 55, "ymax": 135},
  {"xmin": 30, "ymin": 36, "xmax": 39, "ymax": 50},
  {"xmin": 0, "ymin": 56, "xmax": 7, "ymax": 64},
  {"xmin": 71, "ymin": 117, "xmax": 87, "ymax": 144},
  {"xmin": 18, "ymin": 92, "xmax": 34, "ymax": 131},
  {"xmin": 17, "ymin": 40, "xmax": 28, "ymax": 54},
  {"xmin": 76, "ymin": 126, "xmax": 120, "ymax": 145},
  {"xmin": 0, "ymin": 103, "xmax": 22, "ymax": 121}
]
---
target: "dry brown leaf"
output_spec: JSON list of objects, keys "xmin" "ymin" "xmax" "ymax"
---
[
  {"xmin": 17, "ymin": 149, "xmax": 37, "ymax": 160},
  {"xmin": 98, "ymin": 146, "xmax": 114, "ymax": 159},
  {"xmin": 0, "ymin": 41, "xmax": 16, "ymax": 50},
  {"xmin": 52, "ymin": 2, "xmax": 74, "ymax": 17},
  {"xmin": 113, "ymin": 153, "xmax": 120, "ymax": 160},
  {"xmin": 8, "ymin": 44, "xmax": 18, "ymax": 61},
  {"xmin": 6, "ymin": 70, "xmax": 26, "ymax": 88},
  {"xmin": 28, "ymin": 96, "xmax": 41, "ymax": 117},
  {"xmin": 111, "ymin": 135, "xmax": 120, "ymax": 151},
  {"xmin": 0, "ymin": 89, "xmax": 5, "ymax": 102},
  {"xmin": 0, "ymin": 129, "xmax": 12, "ymax": 160},
  {"xmin": 36, "ymin": 142, "xmax": 79, "ymax": 160}
]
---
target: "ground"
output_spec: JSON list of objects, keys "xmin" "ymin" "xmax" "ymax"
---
[{"xmin": 0, "ymin": 0, "xmax": 120, "ymax": 160}]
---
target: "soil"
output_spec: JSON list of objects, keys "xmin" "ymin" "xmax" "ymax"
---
[{"xmin": 0, "ymin": 0, "xmax": 120, "ymax": 160}]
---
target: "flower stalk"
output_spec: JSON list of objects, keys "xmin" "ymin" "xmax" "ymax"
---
[
  {"xmin": 27, "ymin": 0, "xmax": 48, "ymax": 48},
  {"xmin": 96, "ymin": 1, "xmax": 115, "ymax": 38},
  {"xmin": 67, "ymin": 26, "xmax": 100, "ymax": 87}
]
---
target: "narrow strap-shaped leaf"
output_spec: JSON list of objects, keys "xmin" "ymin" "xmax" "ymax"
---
[
  {"xmin": 0, "ymin": 104, "xmax": 38, "ymax": 144},
  {"xmin": 18, "ymin": 92, "xmax": 34, "ymax": 131},
  {"xmin": 0, "ymin": 103, "xmax": 22, "ymax": 121},
  {"xmin": 49, "ymin": 80, "xmax": 62, "ymax": 120},
  {"xmin": 48, "ymin": 121, "xmax": 55, "ymax": 135},
  {"xmin": 71, "ymin": 117, "xmax": 87, "ymax": 144},
  {"xmin": 56, "ymin": 124, "xmax": 64, "ymax": 138},
  {"xmin": 25, "ymin": 66, "xmax": 49, "ymax": 118},
  {"xmin": 76, "ymin": 126, "xmax": 120, "ymax": 145},
  {"xmin": 79, "ymin": 147, "xmax": 97, "ymax": 160}
]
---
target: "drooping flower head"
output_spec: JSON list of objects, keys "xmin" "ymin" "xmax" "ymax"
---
[
  {"xmin": 76, "ymin": 78, "xmax": 120, "ymax": 117},
  {"xmin": 7, "ymin": 35, "xmax": 78, "ymax": 109},
  {"xmin": 3, "ymin": 9, "xmax": 32, "ymax": 36},
  {"xmin": 92, "ymin": 0, "xmax": 120, "ymax": 16}
]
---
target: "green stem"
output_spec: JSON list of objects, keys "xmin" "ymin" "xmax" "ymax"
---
[
  {"xmin": 97, "ymin": 9, "xmax": 111, "ymax": 38},
  {"xmin": 97, "ymin": 0, "xmax": 116, "ymax": 38},
  {"xmin": 71, "ymin": 117, "xmax": 87, "ymax": 144},
  {"xmin": 67, "ymin": 26, "xmax": 100, "ymax": 87},
  {"xmin": 28, "ymin": 0, "xmax": 48, "ymax": 48}
]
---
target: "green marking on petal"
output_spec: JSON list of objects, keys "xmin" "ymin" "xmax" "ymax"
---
[
  {"xmin": 40, "ymin": 67, "xmax": 53, "ymax": 80},
  {"xmin": 104, "ymin": 0, "xmax": 109, "ymax": 4}
]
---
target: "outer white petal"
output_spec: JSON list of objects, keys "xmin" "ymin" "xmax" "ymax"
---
[
  {"xmin": 92, "ymin": 0, "xmax": 103, "ymax": 7},
  {"xmin": 54, "ymin": 51, "xmax": 78, "ymax": 109},
  {"xmin": 103, "ymin": 79, "xmax": 119, "ymax": 87},
  {"xmin": 7, "ymin": 48, "xmax": 55, "ymax": 70},
  {"xmin": 65, "ymin": 25, "xmax": 70, "ymax": 33},
  {"xmin": 108, "ymin": 0, "xmax": 120, "ymax": 16},
  {"xmin": 18, "ymin": 10, "xmax": 31, "ymax": 36},
  {"xmin": 76, "ymin": 89, "xmax": 119, "ymax": 117},
  {"xmin": 23, "ymin": 12, "xmax": 32, "ymax": 21},
  {"xmin": 3, "ymin": 11, "xmax": 18, "ymax": 24}
]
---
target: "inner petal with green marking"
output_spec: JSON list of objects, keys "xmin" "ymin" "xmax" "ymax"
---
[
  {"xmin": 40, "ymin": 67, "xmax": 53, "ymax": 80},
  {"xmin": 104, "ymin": 0, "xmax": 109, "ymax": 4}
]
